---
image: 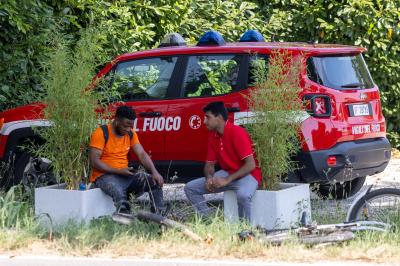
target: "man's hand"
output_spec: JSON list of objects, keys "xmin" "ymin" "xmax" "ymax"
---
[
  {"xmin": 132, "ymin": 143, "xmax": 164, "ymax": 187},
  {"xmin": 205, "ymin": 178, "xmax": 215, "ymax": 192},
  {"xmin": 211, "ymin": 177, "xmax": 231, "ymax": 189},
  {"xmin": 206, "ymin": 176, "xmax": 231, "ymax": 191},
  {"xmin": 152, "ymin": 172, "xmax": 164, "ymax": 187},
  {"xmin": 117, "ymin": 167, "xmax": 135, "ymax": 176}
]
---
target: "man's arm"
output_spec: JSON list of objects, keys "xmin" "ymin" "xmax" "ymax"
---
[
  {"xmin": 211, "ymin": 155, "xmax": 256, "ymax": 189},
  {"xmin": 132, "ymin": 143, "xmax": 164, "ymax": 186},
  {"xmin": 204, "ymin": 161, "xmax": 216, "ymax": 180},
  {"xmin": 89, "ymin": 147, "xmax": 133, "ymax": 176},
  {"xmin": 204, "ymin": 161, "xmax": 216, "ymax": 191}
]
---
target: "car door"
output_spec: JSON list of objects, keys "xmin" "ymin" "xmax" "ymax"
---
[
  {"xmin": 108, "ymin": 56, "xmax": 179, "ymax": 162},
  {"xmin": 165, "ymin": 54, "xmax": 248, "ymax": 181}
]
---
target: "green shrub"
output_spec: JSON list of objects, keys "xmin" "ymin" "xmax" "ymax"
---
[
  {"xmin": 248, "ymin": 50, "xmax": 303, "ymax": 190},
  {"xmin": 0, "ymin": 0, "xmax": 56, "ymax": 111},
  {"xmin": 33, "ymin": 28, "xmax": 105, "ymax": 190}
]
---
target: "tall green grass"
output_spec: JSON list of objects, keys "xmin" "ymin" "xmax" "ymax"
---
[
  {"xmin": 33, "ymin": 27, "xmax": 107, "ymax": 190},
  {"xmin": 248, "ymin": 50, "xmax": 304, "ymax": 190},
  {"xmin": 0, "ymin": 187, "xmax": 399, "ymax": 262},
  {"xmin": 0, "ymin": 186, "xmax": 35, "ymax": 229}
]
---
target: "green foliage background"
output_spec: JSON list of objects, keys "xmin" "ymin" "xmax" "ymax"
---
[{"xmin": 1, "ymin": 0, "xmax": 399, "ymax": 147}]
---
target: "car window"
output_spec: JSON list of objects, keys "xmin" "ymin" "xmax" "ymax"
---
[
  {"xmin": 307, "ymin": 54, "xmax": 374, "ymax": 90},
  {"xmin": 111, "ymin": 57, "xmax": 178, "ymax": 100},
  {"xmin": 182, "ymin": 55, "xmax": 240, "ymax": 97}
]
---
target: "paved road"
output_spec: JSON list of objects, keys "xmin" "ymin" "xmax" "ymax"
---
[{"xmin": 0, "ymin": 256, "xmax": 392, "ymax": 266}]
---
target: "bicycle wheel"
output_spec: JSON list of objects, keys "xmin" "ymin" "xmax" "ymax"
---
[{"xmin": 348, "ymin": 188, "xmax": 400, "ymax": 223}]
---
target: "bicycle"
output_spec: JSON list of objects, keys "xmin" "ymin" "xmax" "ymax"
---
[
  {"xmin": 346, "ymin": 185, "xmax": 400, "ymax": 223},
  {"xmin": 239, "ymin": 220, "xmax": 390, "ymax": 245}
]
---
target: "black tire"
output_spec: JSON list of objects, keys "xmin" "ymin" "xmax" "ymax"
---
[
  {"xmin": 347, "ymin": 188, "xmax": 400, "ymax": 223},
  {"xmin": 316, "ymin": 176, "xmax": 366, "ymax": 199},
  {"xmin": 13, "ymin": 152, "xmax": 56, "ymax": 192}
]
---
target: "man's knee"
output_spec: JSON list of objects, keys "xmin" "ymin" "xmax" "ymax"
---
[
  {"xmin": 236, "ymin": 190, "xmax": 254, "ymax": 204},
  {"xmin": 97, "ymin": 179, "xmax": 126, "ymax": 200},
  {"xmin": 184, "ymin": 182, "xmax": 192, "ymax": 196},
  {"xmin": 184, "ymin": 179, "xmax": 199, "ymax": 197}
]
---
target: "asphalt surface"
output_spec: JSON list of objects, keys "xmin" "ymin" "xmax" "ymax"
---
[{"xmin": 0, "ymin": 256, "xmax": 393, "ymax": 266}]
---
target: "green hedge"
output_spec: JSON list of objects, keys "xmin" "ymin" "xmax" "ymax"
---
[{"xmin": 1, "ymin": 0, "xmax": 399, "ymax": 147}]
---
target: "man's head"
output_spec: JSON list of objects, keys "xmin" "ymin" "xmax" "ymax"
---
[
  {"xmin": 114, "ymin": 106, "xmax": 136, "ymax": 136},
  {"xmin": 203, "ymin": 101, "xmax": 228, "ymax": 131}
]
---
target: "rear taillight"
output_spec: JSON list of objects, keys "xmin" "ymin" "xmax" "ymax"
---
[
  {"xmin": 303, "ymin": 94, "xmax": 331, "ymax": 117},
  {"xmin": 326, "ymin": 156, "xmax": 337, "ymax": 166},
  {"xmin": 0, "ymin": 118, "xmax": 4, "ymax": 131}
]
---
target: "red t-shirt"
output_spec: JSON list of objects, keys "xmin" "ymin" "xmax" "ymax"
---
[{"xmin": 206, "ymin": 121, "xmax": 262, "ymax": 185}]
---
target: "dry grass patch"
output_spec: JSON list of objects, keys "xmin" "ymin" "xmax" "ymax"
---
[{"xmin": 392, "ymin": 148, "xmax": 400, "ymax": 159}]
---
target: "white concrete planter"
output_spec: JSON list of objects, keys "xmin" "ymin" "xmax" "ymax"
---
[
  {"xmin": 35, "ymin": 183, "xmax": 115, "ymax": 226},
  {"xmin": 224, "ymin": 183, "xmax": 311, "ymax": 230}
]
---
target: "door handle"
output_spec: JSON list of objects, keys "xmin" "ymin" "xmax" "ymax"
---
[
  {"xmin": 139, "ymin": 111, "xmax": 162, "ymax": 117},
  {"xmin": 227, "ymin": 107, "xmax": 240, "ymax": 113}
]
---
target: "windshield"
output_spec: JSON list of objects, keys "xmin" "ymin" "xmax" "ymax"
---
[{"xmin": 307, "ymin": 54, "xmax": 374, "ymax": 90}]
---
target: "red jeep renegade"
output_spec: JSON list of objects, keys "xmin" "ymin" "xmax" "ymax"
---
[{"xmin": 0, "ymin": 30, "xmax": 392, "ymax": 198}]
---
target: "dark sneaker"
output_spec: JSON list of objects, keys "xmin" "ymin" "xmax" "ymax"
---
[
  {"xmin": 112, "ymin": 206, "xmax": 135, "ymax": 225},
  {"xmin": 112, "ymin": 212, "xmax": 134, "ymax": 225},
  {"xmin": 117, "ymin": 206, "xmax": 131, "ymax": 215},
  {"xmin": 151, "ymin": 202, "xmax": 172, "ymax": 217}
]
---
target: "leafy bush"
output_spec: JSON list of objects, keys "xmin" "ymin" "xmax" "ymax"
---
[
  {"xmin": 33, "ymin": 28, "xmax": 104, "ymax": 190},
  {"xmin": 248, "ymin": 50, "xmax": 303, "ymax": 190},
  {"xmin": 0, "ymin": 0, "xmax": 56, "ymax": 111}
]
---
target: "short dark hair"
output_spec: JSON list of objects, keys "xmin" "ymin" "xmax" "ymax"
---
[
  {"xmin": 115, "ymin": 106, "xmax": 136, "ymax": 120},
  {"xmin": 203, "ymin": 101, "xmax": 228, "ymax": 121}
]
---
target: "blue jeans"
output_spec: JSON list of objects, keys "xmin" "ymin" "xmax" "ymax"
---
[
  {"xmin": 95, "ymin": 172, "xmax": 164, "ymax": 212},
  {"xmin": 184, "ymin": 170, "xmax": 258, "ymax": 221}
]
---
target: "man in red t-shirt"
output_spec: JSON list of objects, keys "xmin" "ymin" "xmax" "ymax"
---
[{"xmin": 184, "ymin": 102, "xmax": 261, "ymax": 221}]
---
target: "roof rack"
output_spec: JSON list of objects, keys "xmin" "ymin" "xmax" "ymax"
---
[
  {"xmin": 240, "ymin": 30, "xmax": 265, "ymax": 42},
  {"xmin": 159, "ymin": 33, "xmax": 186, "ymax": 48},
  {"xmin": 197, "ymin": 31, "xmax": 225, "ymax": 46}
]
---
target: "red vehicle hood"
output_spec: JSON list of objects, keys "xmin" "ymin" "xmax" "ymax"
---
[{"xmin": 0, "ymin": 103, "xmax": 46, "ymax": 123}]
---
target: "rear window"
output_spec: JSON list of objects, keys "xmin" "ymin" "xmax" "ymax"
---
[{"xmin": 307, "ymin": 54, "xmax": 374, "ymax": 90}]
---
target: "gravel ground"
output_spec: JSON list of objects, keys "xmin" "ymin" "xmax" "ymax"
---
[{"xmin": 137, "ymin": 157, "xmax": 400, "ymax": 220}]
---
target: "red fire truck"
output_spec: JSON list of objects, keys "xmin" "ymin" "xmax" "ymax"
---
[{"xmin": 0, "ymin": 30, "xmax": 391, "ymax": 198}]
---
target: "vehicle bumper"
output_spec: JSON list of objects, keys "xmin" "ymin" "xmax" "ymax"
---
[{"xmin": 298, "ymin": 138, "xmax": 392, "ymax": 183}]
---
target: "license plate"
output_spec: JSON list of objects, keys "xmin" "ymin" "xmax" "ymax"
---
[
  {"xmin": 352, "ymin": 123, "xmax": 381, "ymax": 134},
  {"xmin": 349, "ymin": 104, "xmax": 370, "ymax": 116}
]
